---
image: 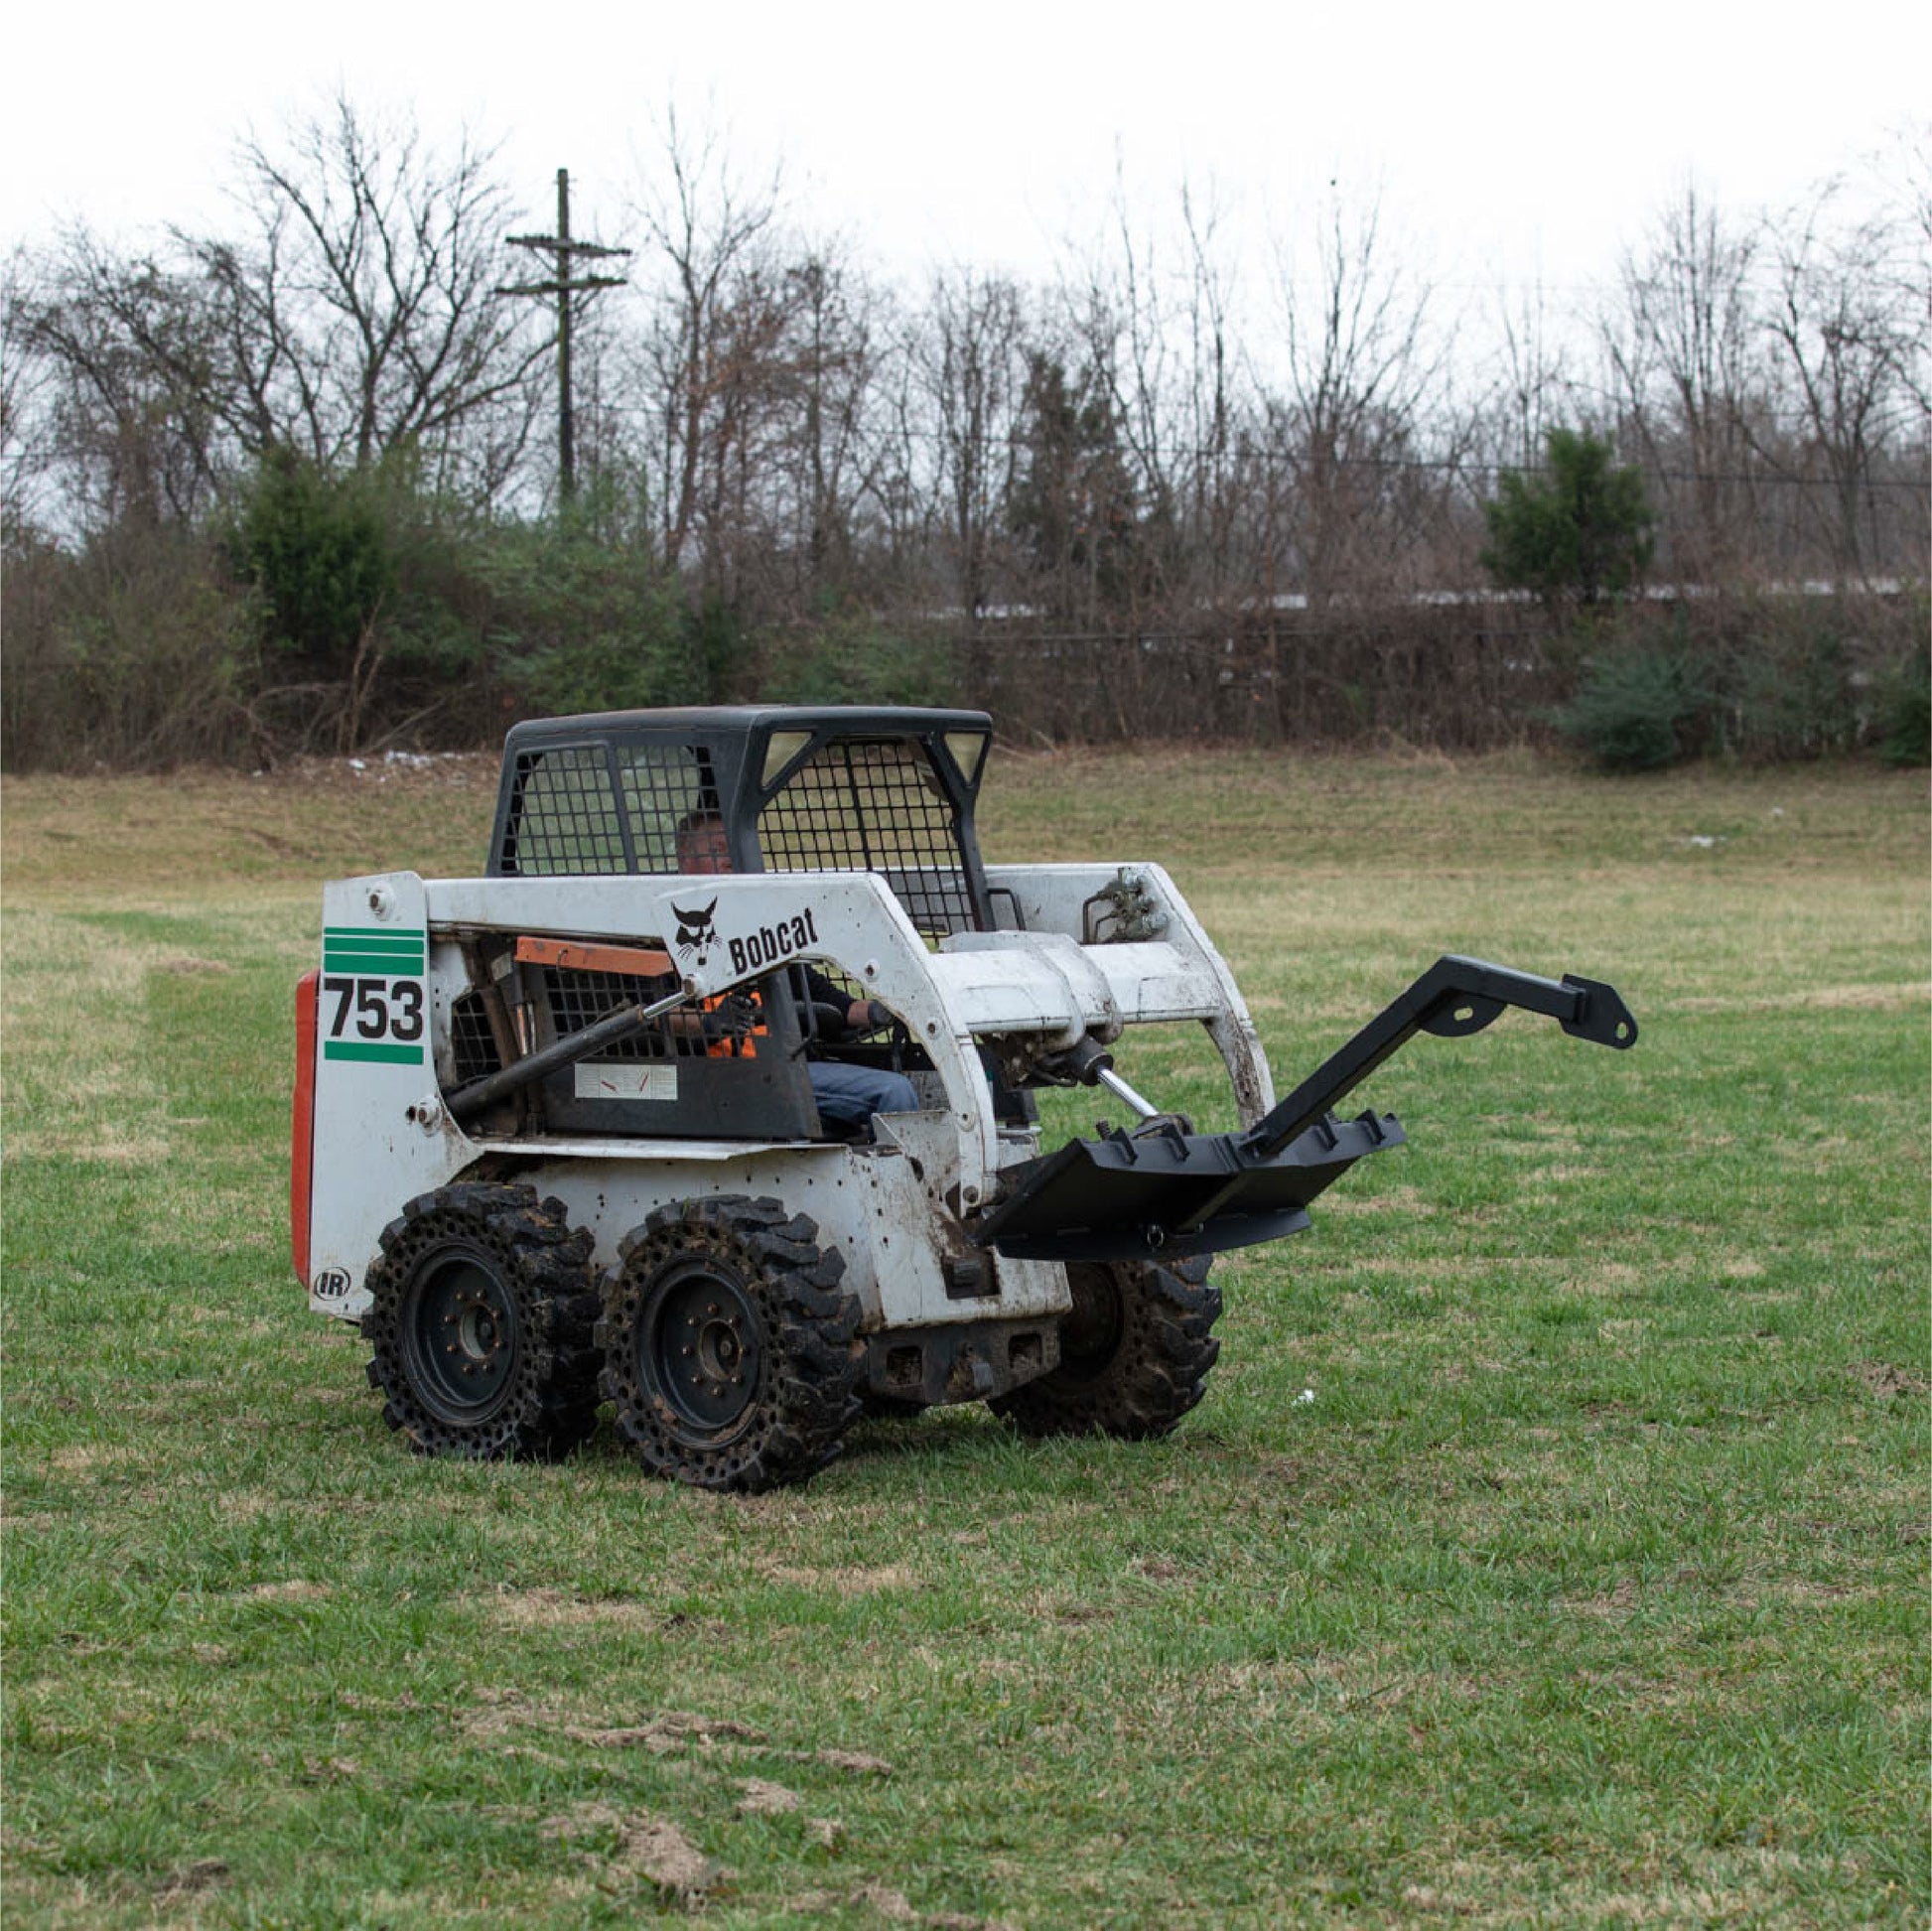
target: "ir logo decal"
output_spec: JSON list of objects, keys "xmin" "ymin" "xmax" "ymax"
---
[{"xmin": 311, "ymin": 1267, "xmax": 352, "ymax": 1301}]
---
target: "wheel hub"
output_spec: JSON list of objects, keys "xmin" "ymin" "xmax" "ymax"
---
[
  {"xmin": 1057, "ymin": 1263, "xmax": 1125, "ymax": 1377},
  {"xmin": 401, "ymin": 1247, "xmax": 521, "ymax": 1426},
  {"xmin": 641, "ymin": 1263, "xmax": 763, "ymax": 1438}
]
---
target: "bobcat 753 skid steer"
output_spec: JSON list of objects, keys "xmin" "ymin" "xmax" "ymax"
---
[{"xmin": 292, "ymin": 707, "xmax": 1638, "ymax": 1491}]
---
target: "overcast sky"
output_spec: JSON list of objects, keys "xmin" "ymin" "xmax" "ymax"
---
[{"xmin": 5, "ymin": 0, "xmax": 1924, "ymax": 302}]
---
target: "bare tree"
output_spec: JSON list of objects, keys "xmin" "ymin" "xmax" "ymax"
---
[
  {"xmin": 3, "ymin": 247, "xmax": 66, "ymax": 543},
  {"xmin": 913, "ymin": 269, "xmax": 1027, "ymax": 617},
  {"xmin": 1178, "ymin": 182, "xmax": 1245, "ymax": 600},
  {"xmin": 1602, "ymin": 182, "xmax": 1767, "ymax": 579},
  {"xmin": 12, "ymin": 95, "xmax": 545, "ymax": 525},
  {"xmin": 11, "ymin": 228, "xmax": 233, "ymax": 530},
  {"xmin": 1487, "ymin": 275, "xmax": 1576, "ymax": 474},
  {"xmin": 1073, "ymin": 164, "xmax": 1177, "ymax": 551},
  {"xmin": 774, "ymin": 249, "xmax": 885, "ymax": 601},
  {"xmin": 1272, "ymin": 187, "xmax": 1447, "ymax": 602},
  {"xmin": 199, "ymin": 94, "xmax": 545, "ymax": 494},
  {"xmin": 1761, "ymin": 182, "xmax": 1922, "ymax": 576},
  {"xmin": 1876, "ymin": 123, "xmax": 1932, "ymax": 413},
  {"xmin": 629, "ymin": 109, "xmax": 784, "ymax": 584}
]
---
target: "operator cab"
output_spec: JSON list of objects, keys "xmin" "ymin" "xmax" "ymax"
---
[{"xmin": 451, "ymin": 707, "xmax": 1013, "ymax": 1143}]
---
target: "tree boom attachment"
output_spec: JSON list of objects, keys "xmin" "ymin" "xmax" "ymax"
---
[{"xmin": 972, "ymin": 956, "xmax": 1636, "ymax": 1265}]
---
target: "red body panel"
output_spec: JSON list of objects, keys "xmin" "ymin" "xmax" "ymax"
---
[{"xmin": 291, "ymin": 970, "xmax": 318, "ymax": 1287}]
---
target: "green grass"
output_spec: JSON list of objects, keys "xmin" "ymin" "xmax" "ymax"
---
[{"xmin": 3, "ymin": 750, "xmax": 1926, "ymax": 1927}]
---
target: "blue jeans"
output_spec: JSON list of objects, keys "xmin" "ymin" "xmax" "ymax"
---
[{"xmin": 808, "ymin": 1060, "xmax": 918, "ymax": 1132}]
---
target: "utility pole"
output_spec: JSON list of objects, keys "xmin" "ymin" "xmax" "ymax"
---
[{"xmin": 501, "ymin": 169, "xmax": 629, "ymax": 502}]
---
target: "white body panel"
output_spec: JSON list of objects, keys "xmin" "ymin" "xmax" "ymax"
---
[
  {"xmin": 982, "ymin": 863, "xmax": 1275, "ymax": 1122},
  {"xmin": 307, "ymin": 874, "xmax": 474, "ymax": 1316},
  {"xmin": 521, "ymin": 1143, "xmax": 1071, "ymax": 1329}
]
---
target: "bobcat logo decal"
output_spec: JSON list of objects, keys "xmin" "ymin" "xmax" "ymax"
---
[{"xmin": 672, "ymin": 897, "xmax": 720, "ymax": 967}]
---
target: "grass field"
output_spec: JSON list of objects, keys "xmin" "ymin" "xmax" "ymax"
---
[{"xmin": 3, "ymin": 748, "xmax": 1926, "ymax": 1928}]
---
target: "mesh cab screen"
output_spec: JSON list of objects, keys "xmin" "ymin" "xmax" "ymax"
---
[
  {"xmin": 503, "ymin": 742, "xmax": 711, "ymax": 876},
  {"xmin": 542, "ymin": 966, "xmax": 697, "ymax": 1060},
  {"xmin": 759, "ymin": 740, "xmax": 979, "ymax": 937},
  {"xmin": 450, "ymin": 991, "xmax": 503, "ymax": 1083},
  {"xmin": 503, "ymin": 745, "xmax": 626, "ymax": 875},
  {"xmin": 618, "ymin": 745, "xmax": 710, "ymax": 873}
]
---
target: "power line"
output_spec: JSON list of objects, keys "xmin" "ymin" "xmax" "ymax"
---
[{"xmin": 500, "ymin": 169, "xmax": 629, "ymax": 502}]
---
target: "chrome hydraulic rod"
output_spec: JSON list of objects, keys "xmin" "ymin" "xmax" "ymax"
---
[{"xmin": 1094, "ymin": 1063, "xmax": 1162, "ymax": 1121}]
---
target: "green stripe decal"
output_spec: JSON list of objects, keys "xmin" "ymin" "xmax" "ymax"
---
[
  {"xmin": 324, "ymin": 1040, "xmax": 426, "ymax": 1064},
  {"xmin": 323, "ymin": 928, "xmax": 426, "ymax": 971}
]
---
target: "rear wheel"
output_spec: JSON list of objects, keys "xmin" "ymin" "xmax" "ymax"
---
[
  {"xmin": 362, "ymin": 1182, "xmax": 602, "ymax": 1459},
  {"xmin": 991, "ymin": 1256, "xmax": 1221, "ymax": 1440},
  {"xmin": 600, "ymin": 1195, "xmax": 862, "ymax": 1492}
]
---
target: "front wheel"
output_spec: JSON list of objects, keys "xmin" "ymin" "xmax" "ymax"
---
[
  {"xmin": 991, "ymin": 1256, "xmax": 1221, "ymax": 1440},
  {"xmin": 600, "ymin": 1195, "xmax": 862, "ymax": 1492},
  {"xmin": 362, "ymin": 1182, "xmax": 603, "ymax": 1459}
]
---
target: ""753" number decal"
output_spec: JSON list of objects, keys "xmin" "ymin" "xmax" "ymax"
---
[{"xmin": 321, "ymin": 976, "xmax": 424, "ymax": 1043}]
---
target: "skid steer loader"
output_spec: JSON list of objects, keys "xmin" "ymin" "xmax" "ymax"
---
[{"xmin": 291, "ymin": 706, "xmax": 1638, "ymax": 1490}]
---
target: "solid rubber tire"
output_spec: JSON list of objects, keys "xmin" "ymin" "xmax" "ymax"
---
[
  {"xmin": 599, "ymin": 1194, "xmax": 862, "ymax": 1493},
  {"xmin": 361, "ymin": 1181, "xmax": 602, "ymax": 1460},
  {"xmin": 990, "ymin": 1255, "xmax": 1221, "ymax": 1440}
]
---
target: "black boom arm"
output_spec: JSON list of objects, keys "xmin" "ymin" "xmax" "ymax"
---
[{"xmin": 1242, "ymin": 954, "xmax": 1638, "ymax": 1161}]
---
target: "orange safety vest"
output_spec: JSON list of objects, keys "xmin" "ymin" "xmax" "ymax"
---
[{"xmin": 703, "ymin": 994, "xmax": 764, "ymax": 1059}]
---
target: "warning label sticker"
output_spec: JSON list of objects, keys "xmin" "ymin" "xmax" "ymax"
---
[{"xmin": 574, "ymin": 1063, "xmax": 679, "ymax": 1102}]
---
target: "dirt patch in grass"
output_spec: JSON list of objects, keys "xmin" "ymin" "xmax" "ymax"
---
[
  {"xmin": 811, "ymin": 1885, "xmax": 1014, "ymax": 1930},
  {"xmin": 46, "ymin": 1444, "xmax": 138, "ymax": 1472},
  {"xmin": 1026, "ymin": 1591, "xmax": 1113, "ymax": 1627},
  {"xmin": 153, "ymin": 1858, "xmax": 230, "ymax": 1904},
  {"xmin": 759, "ymin": 1560, "xmax": 920, "ymax": 1595},
  {"xmin": 462, "ymin": 1692, "xmax": 895, "ymax": 1777},
  {"xmin": 487, "ymin": 1586, "xmax": 661, "ymax": 1628},
  {"xmin": 1852, "ymin": 1359, "xmax": 1928, "ymax": 1400},
  {"xmin": 541, "ymin": 1802, "xmax": 726, "ymax": 1905},
  {"xmin": 736, "ymin": 1776, "xmax": 803, "ymax": 1815},
  {"xmin": 464, "ymin": 1701, "xmax": 750, "ymax": 1762},
  {"xmin": 1561, "ymin": 1576, "xmax": 1642, "ymax": 1617},
  {"xmin": 567, "ymin": 1714, "xmax": 768, "ymax": 1752}
]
